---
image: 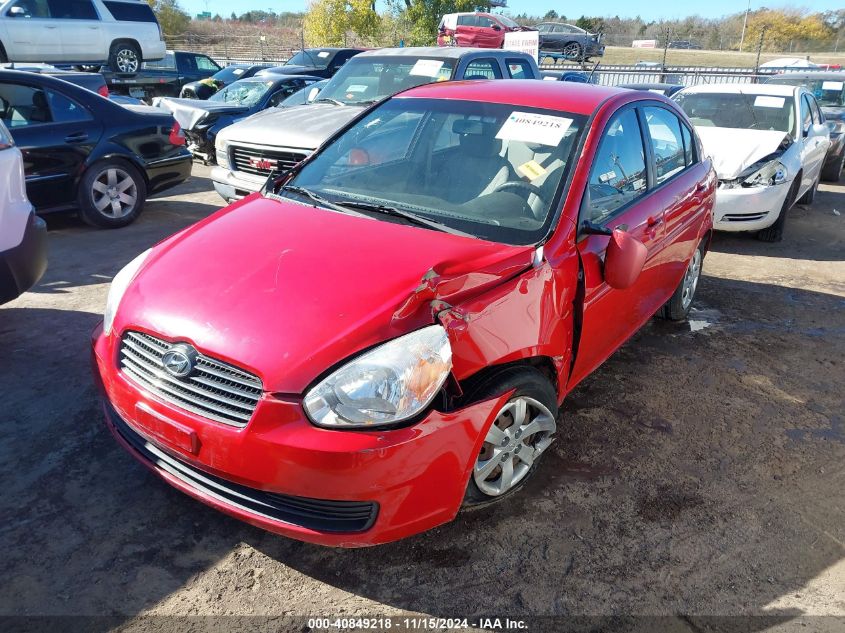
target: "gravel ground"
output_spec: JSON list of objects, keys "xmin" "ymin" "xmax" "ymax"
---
[{"xmin": 1, "ymin": 165, "xmax": 843, "ymax": 631}]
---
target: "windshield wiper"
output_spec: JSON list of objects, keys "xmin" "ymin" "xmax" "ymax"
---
[
  {"xmin": 339, "ymin": 200, "xmax": 474, "ymax": 237},
  {"xmin": 314, "ymin": 97, "xmax": 345, "ymax": 106},
  {"xmin": 277, "ymin": 185, "xmax": 367, "ymax": 217}
]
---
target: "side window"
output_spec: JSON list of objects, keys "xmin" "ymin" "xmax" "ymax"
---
[
  {"xmin": 537, "ymin": 24, "xmax": 549, "ymax": 33},
  {"xmin": 506, "ymin": 59, "xmax": 533, "ymax": 79},
  {"xmin": 267, "ymin": 83, "xmax": 301, "ymax": 108},
  {"xmin": 800, "ymin": 95, "xmax": 812, "ymax": 134},
  {"xmin": 8, "ymin": 0, "xmax": 50, "ymax": 18},
  {"xmin": 46, "ymin": 90, "xmax": 91, "ymax": 123},
  {"xmin": 457, "ymin": 15, "xmax": 477, "ymax": 27},
  {"xmin": 478, "ymin": 17, "xmax": 496, "ymax": 29},
  {"xmin": 0, "ymin": 85, "xmax": 52, "ymax": 127},
  {"xmin": 195, "ymin": 55, "xmax": 219, "ymax": 71},
  {"xmin": 584, "ymin": 109, "xmax": 648, "ymax": 223},
  {"xmin": 807, "ymin": 95, "xmax": 822, "ymax": 124},
  {"xmin": 680, "ymin": 122, "xmax": 696, "ymax": 167},
  {"xmin": 48, "ymin": 0, "xmax": 99, "ymax": 19},
  {"xmin": 643, "ymin": 106, "xmax": 687, "ymax": 184},
  {"xmin": 464, "ymin": 59, "xmax": 503, "ymax": 80}
]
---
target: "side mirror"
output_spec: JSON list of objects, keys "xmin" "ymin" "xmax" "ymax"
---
[
  {"xmin": 604, "ymin": 228, "xmax": 648, "ymax": 289},
  {"xmin": 306, "ymin": 87, "xmax": 320, "ymax": 103},
  {"xmin": 492, "ymin": 24, "xmax": 502, "ymax": 31},
  {"xmin": 8, "ymin": 6, "xmax": 25, "ymax": 17}
]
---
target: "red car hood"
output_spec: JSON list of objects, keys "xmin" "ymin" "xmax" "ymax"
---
[{"xmin": 117, "ymin": 196, "xmax": 533, "ymax": 393}]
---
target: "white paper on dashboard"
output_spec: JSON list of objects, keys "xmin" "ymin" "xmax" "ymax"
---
[{"xmin": 496, "ymin": 111, "xmax": 573, "ymax": 146}]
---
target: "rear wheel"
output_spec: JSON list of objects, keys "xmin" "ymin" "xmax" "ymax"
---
[
  {"xmin": 463, "ymin": 368, "xmax": 558, "ymax": 507},
  {"xmin": 659, "ymin": 242, "xmax": 704, "ymax": 321},
  {"xmin": 78, "ymin": 160, "xmax": 146, "ymax": 229},
  {"xmin": 109, "ymin": 42, "xmax": 141, "ymax": 73}
]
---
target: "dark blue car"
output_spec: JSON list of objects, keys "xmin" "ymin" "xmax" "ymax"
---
[{"xmin": 156, "ymin": 75, "xmax": 321, "ymax": 163}]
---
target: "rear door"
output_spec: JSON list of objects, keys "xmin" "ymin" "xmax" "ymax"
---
[
  {"xmin": 800, "ymin": 93, "xmax": 828, "ymax": 186},
  {"xmin": 455, "ymin": 14, "xmax": 479, "ymax": 47},
  {"xmin": 0, "ymin": 80, "xmax": 102, "ymax": 210},
  {"xmin": 568, "ymin": 105, "xmax": 671, "ymax": 389},
  {"xmin": 475, "ymin": 15, "xmax": 502, "ymax": 48},
  {"xmin": 47, "ymin": 0, "xmax": 104, "ymax": 62},
  {"xmin": 2, "ymin": 0, "xmax": 60, "ymax": 61}
]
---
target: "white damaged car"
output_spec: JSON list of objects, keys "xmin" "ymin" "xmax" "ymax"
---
[{"xmin": 674, "ymin": 84, "xmax": 830, "ymax": 241}]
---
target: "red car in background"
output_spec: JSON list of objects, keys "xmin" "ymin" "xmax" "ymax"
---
[
  {"xmin": 437, "ymin": 12, "xmax": 531, "ymax": 48},
  {"xmin": 93, "ymin": 80, "xmax": 715, "ymax": 547}
]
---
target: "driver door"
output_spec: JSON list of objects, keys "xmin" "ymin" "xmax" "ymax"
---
[{"xmin": 567, "ymin": 105, "xmax": 671, "ymax": 389}]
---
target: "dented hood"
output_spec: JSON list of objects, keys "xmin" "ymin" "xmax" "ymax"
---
[
  {"xmin": 153, "ymin": 97, "xmax": 250, "ymax": 131},
  {"xmin": 117, "ymin": 196, "xmax": 532, "ymax": 393},
  {"xmin": 695, "ymin": 126, "xmax": 791, "ymax": 179}
]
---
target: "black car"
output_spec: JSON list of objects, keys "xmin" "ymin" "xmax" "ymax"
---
[
  {"xmin": 179, "ymin": 64, "xmax": 272, "ymax": 100},
  {"xmin": 155, "ymin": 75, "xmax": 321, "ymax": 163},
  {"xmin": 103, "ymin": 51, "xmax": 222, "ymax": 103},
  {"xmin": 618, "ymin": 82, "xmax": 685, "ymax": 97},
  {"xmin": 765, "ymin": 71, "xmax": 845, "ymax": 182},
  {"xmin": 257, "ymin": 48, "xmax": 365, "ymax": 79},
  {"xmin": 535, "ymin": 22, "xmax": 604, "ymax": 60},
  {"xmin": 0, "ymin": 70, "xmax": 192, "ymax": 228}
]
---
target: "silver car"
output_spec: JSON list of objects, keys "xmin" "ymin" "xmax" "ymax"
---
[{"xmin": 211, "ymin": 47, "xmax": 541, "ymax": 202}]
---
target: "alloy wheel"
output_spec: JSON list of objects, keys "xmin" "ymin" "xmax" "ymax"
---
[
  {"xmin": 473, "ymin": 396, "xmax": 556, "ymax": 497},
  {"xmin": 116, "ymin": 49, "xmax": 139, "ymax": 73},
  {"xmin": 563, "ymin": 42, "xmax": 582, "ymax": 60},
  {"xmin": 681, "ymin": 248, "xmax": 702, "ymax": 311},
  {"xmin": 92, "ymin": 167, "xmax": 138, "ymax": 219}
]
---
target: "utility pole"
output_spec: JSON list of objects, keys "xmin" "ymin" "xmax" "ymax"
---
[{"xmin": 739, "ymin": 0, "xmax": 751, "ymax": 52}]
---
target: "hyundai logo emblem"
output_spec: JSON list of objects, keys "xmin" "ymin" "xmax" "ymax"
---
[{"xmin": 161, "ymin": 344, "xmax": 197, "ymax": 378}]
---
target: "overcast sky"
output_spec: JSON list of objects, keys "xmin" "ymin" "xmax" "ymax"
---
[{"xmin": 181, "ymin": 0, "xmax": 842, "ymax": 22}]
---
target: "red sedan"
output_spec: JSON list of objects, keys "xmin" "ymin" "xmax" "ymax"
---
[{"xmin": 93, "ymin": 80, "xmax": 715, "ymax": 547}]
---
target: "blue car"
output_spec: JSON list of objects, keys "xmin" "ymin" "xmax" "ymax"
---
[{"xmin": 155, "ymin": 75, "xmax": 321, "ymax": 163}]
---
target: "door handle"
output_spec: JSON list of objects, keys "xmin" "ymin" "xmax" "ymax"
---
[
  {"xmin": 88, "ymin": 26, "xmax": 100, "ymax": 29},
  {"xmin": 64, "ymin": 132, "xmax": 88, "ymax": 144},
  {"xmin": 45, "ymin": 25, "xmax": 57, "ymax": 29}
]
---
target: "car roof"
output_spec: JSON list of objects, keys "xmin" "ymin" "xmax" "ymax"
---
[
  {"xmin": 679, "ymin": 83, "xmax": 797, "ymax": 97},
  {"xmin": 766, "ymin": 71, "xmax": 845, "ymax": 80},
  {"xmin": 356, "ymin": 47, "xmax": 529, "ymax": 60},
  {"xmin": 398, "ymin": 79, "xmax": 631, "ymax": 116}
]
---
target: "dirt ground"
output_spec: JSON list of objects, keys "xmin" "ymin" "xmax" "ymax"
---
[{"xmin": 1, "ymin": 165, "xmax": 843, "ymax": 631}]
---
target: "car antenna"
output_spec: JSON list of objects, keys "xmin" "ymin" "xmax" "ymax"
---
[{"xmin": 587, "ymin": 61, "xmax": 600, "ymax": 83}]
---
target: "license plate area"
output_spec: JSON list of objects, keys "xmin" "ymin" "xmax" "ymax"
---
[{"xmin": 131, "ymin": 403, "xmax": 200, "ymax": 455}]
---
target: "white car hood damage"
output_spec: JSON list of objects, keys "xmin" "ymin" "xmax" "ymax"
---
[{"xmin": 696, "ymin": 127, "xmax": 791, "ymax": 179}]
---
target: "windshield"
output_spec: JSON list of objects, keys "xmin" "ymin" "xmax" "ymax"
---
[
  {"xmin": 674, "ymin": 92, "xmax": 796, "ymax": 135},
  {"xmin": 286, "ymin": 50, "xmax": 332, "ymax": 69},
  {"xmin": 498, "ymin": 15, "xmax": 519, "ymax": 28},
  {"xmin": 212, "ymin": 66, "xmax": 249, "ymax": 83},
  {"xmin": 315, "ymin": 57, "xmax": 456, "ymax": 107},
  {"xmin": 281, "ymin": 97, "xmax": 586, "ymax": 245},
  {"xmin": 209, "ymin": 80, "xmax": 271, "ymax": 107},
  {"xmin": 769, "ymin": 78, "xmax": 844, "ymax": 107}
]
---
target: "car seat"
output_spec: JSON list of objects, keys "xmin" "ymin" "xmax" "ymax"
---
[
  {"xmin": 30, "ymin": 91, "xmax": 51, "ymax": 123},
  {"xmin": 437, "ymin": 119, "xmax": 513, "ymax": 204}
]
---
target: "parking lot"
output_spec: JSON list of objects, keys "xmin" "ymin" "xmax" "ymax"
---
[{"xmin": 1, "ymin": 164, "xmax": 843, "ymax": 626}]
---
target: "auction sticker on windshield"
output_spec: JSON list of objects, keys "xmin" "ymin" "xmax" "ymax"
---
[
  {"xmin": 496, "ymin": 112, "xmax": 573, "ymax": 146},
  {"xmin": 822, "ymin": 81, "xmax": 844, "ymax": 91},
  {"xmin": 754, "ymin": 96, "xmax": 786, "ymax": 108},
  {"xmin": 410, "ymin": 59, "xmax": 445, "ymax": 77}
]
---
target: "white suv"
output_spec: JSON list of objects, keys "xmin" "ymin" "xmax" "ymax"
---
[{"xmin": 0, "ymin": 0, "xmax": 166, "ymax": 73}]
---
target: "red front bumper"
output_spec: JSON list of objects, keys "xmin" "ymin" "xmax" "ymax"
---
[{"xmin": 92, "ymin": 324, "xmax": 507, "ymax": 547}]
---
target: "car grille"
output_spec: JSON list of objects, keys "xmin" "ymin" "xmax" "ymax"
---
[
  {"xmin": 230, "ymin": 145, "xmax": 308, "ymax": 177},
  {"xmin": 119, "ymin": 331, "xmax": 263, "ymax": 427},
  {"xmin": 722, "ymin": 213, "xmax": 768, "ymax": 222},
  {"xmin": 109, "ymin": 404, "xmax": 379, "ymax": 533}
]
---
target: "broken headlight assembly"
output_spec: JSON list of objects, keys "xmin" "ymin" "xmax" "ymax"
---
[
  {"xmin": 303, "ymin": 325, "xmax": 452, "ymax": 429},
  {"xmin": 742, "ymin": 160, "xmax": 788, "ymax": 188}
]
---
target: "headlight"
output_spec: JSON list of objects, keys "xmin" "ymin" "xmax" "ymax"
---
[
  {"xmin": 744, "ymin": 160, "xmax": 787, "ymax": 187},
  {"xmin": 215, "ymin": 136, "xmax": 230, "ymax": 169},
  {"xmin": 103, "ymin": 249, "xmax": 151, "ymax": 336},
  {"xmin": 303, "ymin": 325, "xmax": 452, "ymax": 429}
]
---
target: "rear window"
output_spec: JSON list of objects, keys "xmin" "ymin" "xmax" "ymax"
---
[{"xmin": 103, "ymin": 1, "xmax": 157, "ymax": 22}]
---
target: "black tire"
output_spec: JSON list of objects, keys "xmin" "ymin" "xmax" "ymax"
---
[
  {"xmin": 659, "ymin": 241, "xmax": 705, "ymax": 321},
  {"xmin": 821, "ymin": 152, "xmax": 844, "ymax": 183},
  {"xmin": 797, "ymin": 173, "xmax": 819, "ymax": 205},
  {"xmin": 563, "ymin": 42, "xmax": 582, "ymax": 60},
  {"xmin": 77, "ymin": 160, "xmax": 146, "ymax": 229},
  {"xmin": 0, "ymin": 43, "xmax": 7, "ymax": 64},
  {"xmin": 757, "ymin": 178, "xmax": 799, "ymax": 243},
  {"xmin": 108, "ymin": 41, "xmax": 141, "ymax": 74},
  {"xmin": 463, "ymin": 367, "xmax": 558, "ymax": 507}
]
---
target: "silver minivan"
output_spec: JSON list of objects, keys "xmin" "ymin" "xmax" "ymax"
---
[{"xmin": 0, "ymin": 0, "xmax": 166, "ymax": 72}]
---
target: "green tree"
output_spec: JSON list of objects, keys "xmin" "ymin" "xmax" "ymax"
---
[
  {"xmin": 304, "ymin": 0, "xmax": 382, "ymax": 46},
  {"xmin": 543, "ymin": 9, "xmax": 558, "ymax": 21},
  {"xmin": 146, "ymin": 0, "xmax": 190, "ymax": 35}
]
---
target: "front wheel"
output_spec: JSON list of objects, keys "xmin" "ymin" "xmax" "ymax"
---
[
  {"xmin": 659, "ymin": 242, "xmax": 704, "ymax": 321},
  {"xmin": 464, "ymin": 368, "xmax": 558, "ymax": 506},
  {"xmin": 563, "ymin": 42, "xmax": 583, "ymax": 60},
  {"xmin": 78, "ymin": 160, "xmax": 146, "ymax": 229},
  {"xmin": 109, "ymin": 42, "xmax": 141, "ymax": 73}
]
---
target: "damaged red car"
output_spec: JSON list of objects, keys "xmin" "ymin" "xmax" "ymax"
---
[{"xmin": 92, "ymin": 80, "xmax": 715, "ymax": 547}]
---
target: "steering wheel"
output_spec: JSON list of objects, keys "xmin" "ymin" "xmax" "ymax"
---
[{"xmin": 492, "ymin": 180, "xmax": 548, "ymax": 207}]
